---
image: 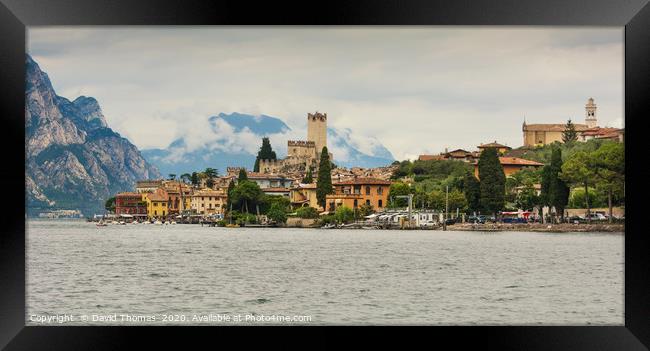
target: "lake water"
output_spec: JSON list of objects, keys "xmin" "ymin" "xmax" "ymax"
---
[{"xmin": 26, "ymin": 219, "xmax": 624, "ymax": 325}]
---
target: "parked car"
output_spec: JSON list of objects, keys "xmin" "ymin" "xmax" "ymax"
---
[
  {"xmin": 582, "ymin": 213, "xmax": 607, "ymax": 221},
  {"xmin": 468, "ymin": 215, "xmax": 486, "ymax": 224},
  {"xmin": 501, "ymin": 217, "xmax": 527, "ymax": 224},
  {"xmin": 566, "ymin": 215, "xmax": 582, "ymax": 224},
  {"xmin": 444, "ymin": 218, "xmax": 456, "ymax": 225}
]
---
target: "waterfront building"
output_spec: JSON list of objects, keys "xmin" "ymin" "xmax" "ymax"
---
[
  {"xmin": 522, "ymin": 98, "xmax": 602, "ymax": 147},
  {"xmin": 473, "ymin": 157, "xmax": 544, "ymax": 179},
  {"xmin": 290, "ymin": 183, "xmax": 319, "ymax": 210},
  {"xmin": 115, "ymin": 192, "xmax": 147, "ymax": 217},
  {"xmin": 262, "ymin": 187, "xmax": 291, "ymax": 198},
  {"xmin": 161, "ymin": 180, "xmax": 192, "ymax": 214},
  {"xmin": 135, "ymin": 180, "xmax": 163, "ymax": 193},
  {"xmin": 190, "ymin": 189, "xmax": 227, "ymax": 215},
  {"xmin": 144, "ymin": 188, "xmax": 168, "ymax": 218},
  {"xmin": 325, "ymin": 177, "xmax": 391, "ymax": 212}
]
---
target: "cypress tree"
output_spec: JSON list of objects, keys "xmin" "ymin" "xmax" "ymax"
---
[
  {"xmin": 316, "ymin": 146, "xmax": 333, "ymax": 210},
  {"xmin": 478, "ymin": 147, "xmax": 505, "ymax": 218},
  {"xmin": 463, "ymin": 172, "xmax": 481, "ymax": 213},
  {"xmin": 226, "ymin": 179, "xmax": 235, "ymax": 210},
  {"xmin": 302, "ymin": 169, "xmax": 313, "ymax": 183},
  {"xmin": 238, "ymin": 168, "xmax": 248, "ymax": 182},
  {"xmin": 253, "ymin": 137, "xmax": 277, "ymax": 172},
  {"xmin": 562, "ymin": 119, "xmax": 578, "ymax": 143},
  {"xmin": 549, "ymin": 147, "xmax": 570, "ymax": 221}
]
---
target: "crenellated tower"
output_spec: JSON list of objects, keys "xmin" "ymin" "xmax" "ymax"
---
[{"xmin": 307, "ymin": 112, "xmax": 327, "ymax": 154}]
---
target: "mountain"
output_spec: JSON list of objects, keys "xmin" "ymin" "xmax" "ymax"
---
[
  {"xmin": 25, "ymin": 55, "xmax": 160, "ymax": 216},
  {"xmin": 142, "ymin": 112, "xmax": 395, "ymax": 176}
]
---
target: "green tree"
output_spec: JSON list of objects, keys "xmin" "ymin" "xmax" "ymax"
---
[
  {"xmin": 387, "ymin": 182, "xmax": 412, "ymax": 207},
  {"xmin": 190, "ymin": 172, "xmax": 200, "ymax": 186},
  {"xmin": 231, "ymin": 180, "xmax": 264, "ymax": 214},
  {"xmin": 316, "ymin": 146, "xmax": 333, "ymax": 210},
  {"xmin": 180, "ymin": 173, "xmax": 191, "ymax": 184},
  {"xmin": 203, "ymin": 167, "xmax": 218, "ymax": 188},
  {"xmin": 515, "ymin": 183, "xmax": 539, "ymax": 211},
  {"xmin": 266, "ymin": 202, "xmax": 287, "ymax": 224},
  {"xmin": 259, "ymin": 195, "xmax": 291, "ymax": 214},
  {"xmin": 590, "ymin": 142, "xmax": 624, "ymax": 222},
  {"xmin": 549, "ymin": 147, "xmax": 570, "ymax": 222},
  {"xmin": 562, "ymin": 119, "xmax": 578, "ymax": 143},
  {"xmin": 253, "ymin": 137, "xmax": 277, "ymax": 172},
  {"xmin": 226, "ymin": 179, "xmax": 236, "ymax": 210},
  {"xmin": 358, "ymin": 203, "xmax": 375, "ymax": 217},
  {"xmin": 302, "ymin": 169, "xmax": 313, "ymax": 183},
  {"xmin": 560, "ymin": 151, "xmax": 596, "ymax": 223},
  {"xmin": 334, "ymin": 206, "xmax": 355, "ymax": 224},
  {"xmin": 478, "ymin": 148, "xmax": 506, "ymax": 218},
  {"xmin": 238, "ymin": 168, "xmax": 248, "ymax": 182},
  {"xmin": 463, "ymin": 172, "xmax": 481, "ymax": 213},
  {"xmin": 168, "ymin": 173, "xmax": 177, "ymax": 180},
  {"xmin": 296, "ymin": 206, "xmax": 319, "ymax": 219},
  {"xmin": 104, "ymin": 196, "xmax": 116, "ymax": 213}
]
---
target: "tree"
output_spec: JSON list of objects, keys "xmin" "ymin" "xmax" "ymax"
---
[
  {"xmin": 334, "ymin": 206, "xmax": 355, "ymax": 224},
  {"xmin": 302, "ymin": 169, "xmax": 313, "ymax": 183},
  {"xmin": 463, "ymin": 172, "xmax": 481, "ymax": 213},
  {"xmin": 190, "ymin": 172, "xmax": 200, "ymax": 186},
  {"xmin": 387, "ymin": 182, "xmax": 412, "ymax": 207},
  {"xmin": 562, "ymin": 119, "xmax": 578, "ymax": 143},
  {"xmin": 478, "ymin": 148, "xmax": 506, "ymax": 218},
  {"xmin": 104, "ymin": 197, "xmax": 116, "ymax": 213},
  {"xmin": 590, "ymin": 143, "xmax": 624, "ymax": 223},
  {"xmin": 238, "ymin": 168, "xmax": 248, "ymax": 182},
  {"xmin": 296, "ymin": 206, "xmax": 319, "ymax": 219},
  {"xmin": 226, "ymin": 179, "xmax": 236, "ymax": 210},
  {"xmin": 203, "ymin": 167, "xmax": 218, "ymax": 188},
  {"xmin": 358, "ymin": 203, "xmax": 375, "ymax": 217},
  {"xmin": 515, "ymin": 183, "xmax": 539, "ymax": 211},
  {"xmin": 260, "ymin": 194, "xmax": 291, "ymax": 214},
  {"xmin": 549, "ymin": 147, "xmax": 570, "ymax": 222},
  {"xmin": 253, "ymin": 137, "xmax": 277, "ymax": 172},
  {"xmin": 168, "ymin": 173, "xmax": 177, "ymax": 180},
  {"xmin": 316, "ymin": 146, "xmax": 333, "ymax": 210},
  {"xmin": 180, "ymin": 173, "xmax": 191, "ymax": 184},
  {"xmin": 560, "ymin": 151, "xmax": 596, "ymax": 223},
  {"xmin": 266, "ymin": 202, "xmax": 287, "ymax": 224},
  {"xmin": 230, "ymin": 180, "xmax": 264, "ymax": 214}
]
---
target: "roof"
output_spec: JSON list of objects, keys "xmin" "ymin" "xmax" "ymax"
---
[
  {"xmin": 146, "ymin": 192, "xmax": 167, "ymax": 202},
  {"xmin": 192, "ymin": 189, "xmax": 227, "ymax": 197},
  {"xmin": 116, "ymin": 192, "xmax": 142, "ymax": 197},
  {"xmin": 262, "ymin": 187, "xmax": 291, "ymax": 192},
  {"xmin": 333, "ymin": 177, "xmax": 392, "ymax": 186},
  {"xmin": 498, "ymin": 157, "xmax": 544, "ymax": 166},
  {"xmin": 294, "ymin": 183, "xmax": 317, "ymax": 189},
  {"xmin": 523, "ymin": 123, "xmax": 589, "ymax": 132},
  {"xmin": 478, "ymin": 141, "xmax": 511, "ymax": 149},
  {"xmin": 581, "ymin": 127, "xmax": 622, "ymax": 137}
]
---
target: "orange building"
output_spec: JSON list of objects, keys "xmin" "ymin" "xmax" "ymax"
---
[
  {"xmin": 325, "ymin": 177, "xmax": 391, "ymax": 212},
  {"xmin": 474, "ymin": 157, "xmax": 544, "ymax": 179}
]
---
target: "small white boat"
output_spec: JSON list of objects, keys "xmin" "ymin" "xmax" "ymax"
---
[
  {"xmin": 96, "ymin": 221, "xmax": 108, "ymax": 227},
  {"xmin": 154, "ymin": 220, "xmax": 163, "ymax": 225},
  {"xmin": 170, "ymin": 221, "xmax": 177, "ymax": 225}
]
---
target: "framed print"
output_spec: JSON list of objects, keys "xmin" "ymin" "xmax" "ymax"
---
[{"xmin": 0, "ymin": 0, "xmax": 649, "ymax": 349}]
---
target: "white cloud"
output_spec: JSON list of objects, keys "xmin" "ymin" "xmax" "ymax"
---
[{"xmin": 28, "ymin": 27, "xmax": 623, "ymax": 161}]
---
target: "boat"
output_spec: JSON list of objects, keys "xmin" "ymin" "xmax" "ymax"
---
[
  {"xmin": 321, "ymin": 223, "xmax": 337, "ymax": 229},
  {"xmin": 225, "ymin": 223, "xmax": 240, "ymax": 228},
  {"xmin": 96, "ymin": 221, "xmax": 108, "ymax": 227},
  {"xmin": 170, "ymin": 221, "xmax": 177, "ymax": 225},
  {"xmin": 154, "ymin": 220, "xmax": 163, "ymax": 225}
]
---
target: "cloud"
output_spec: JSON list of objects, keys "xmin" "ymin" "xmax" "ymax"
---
[{"xmin": 28, "ymin": 27, "xmax": 623, "ymax": 161}]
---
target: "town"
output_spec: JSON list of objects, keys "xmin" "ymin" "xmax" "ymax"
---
[{"xmin": 102, "ymin": 99, "xmax": 624, "ymax": 231}]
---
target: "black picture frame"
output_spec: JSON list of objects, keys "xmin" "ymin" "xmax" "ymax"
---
[{"xmin": 1, "ymin": 0, "xmax": 648, "ymax": 349}]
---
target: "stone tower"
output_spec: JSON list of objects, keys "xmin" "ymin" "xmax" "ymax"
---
[
  {"xmin": 307, "ymin": 112, "xmax": 327, "ymax": 154},
  {"xmin": 585, "ymin": 97, "xmax": 597, "ymax": 128}
]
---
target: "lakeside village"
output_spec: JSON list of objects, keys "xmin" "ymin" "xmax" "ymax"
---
[{"xmin": 97, "ymin": 99, "xmax": 625, "ymax": 231}]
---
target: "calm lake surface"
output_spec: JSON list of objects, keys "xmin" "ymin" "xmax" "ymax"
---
[{"xmin": 26, "ymin": 219, "xmax": 623, "ymax": 325}]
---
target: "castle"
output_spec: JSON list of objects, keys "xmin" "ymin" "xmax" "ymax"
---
[{"xmin": 259, "ymin": 112, "xmax": 332, "ymax": 174}]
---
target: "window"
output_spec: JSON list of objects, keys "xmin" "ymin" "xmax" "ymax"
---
[
  {"xmin": 354, "ymin": 185, "xmax": 361, "ymax": 194},
  {"xmin": 378, "ymin": 200, "xmax": 383, "ymax": 208},
  {"xmin": 377, "ymin": 187, "xmax": 383, "ymax": 195},
  {"xmin": 353, "ymin": 199, "xmax": 358, "ymax": 208},
  {"xmin": 365, "ymin": 186, "xmax": 371, "ymax": 195},
  {"xmin": 366, "ymin": 199, "xmax": 370, "ymax": 206}
]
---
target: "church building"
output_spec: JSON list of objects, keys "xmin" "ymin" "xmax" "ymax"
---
[{"xmin": 522, "ymin": 98, "xmax": 598, "ymax": 147}]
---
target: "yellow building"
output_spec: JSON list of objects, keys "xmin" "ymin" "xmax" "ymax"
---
[
  {"xmin": 191, "ymin": 189, "xmax": 228, "ymax": 215},
  {"xmin": 326, "ymin": 177, "xmax": 391, "ymax": 212},
  {"xmin": 290, "ymin": 183, "xmax": 319, "ymax": 210},
  {"xmin": 144, "ymin": 188, "xmax": 169, "ymax": 219},
  {"xmin": 522, "ymin": 98, "xmax": 597, "ymax": 147}
]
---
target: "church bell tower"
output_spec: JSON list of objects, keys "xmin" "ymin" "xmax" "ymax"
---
[{"xmin": 585, "ymin": 97, "xmax": 597, "ymax": 128}]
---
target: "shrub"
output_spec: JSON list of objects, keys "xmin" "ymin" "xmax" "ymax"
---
[{"xmin": 296, "ymin": 206, "xmax": 319, "ymax": 219}]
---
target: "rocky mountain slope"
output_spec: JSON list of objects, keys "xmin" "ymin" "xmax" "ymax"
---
[{"xmin": 25, "ymin": 55, "xmax": 160, "ymax": 216}]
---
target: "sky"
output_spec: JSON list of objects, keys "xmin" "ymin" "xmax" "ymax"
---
[{"xmin": 28, "ymin": 27, "xmax": 624, "ymax": 161}]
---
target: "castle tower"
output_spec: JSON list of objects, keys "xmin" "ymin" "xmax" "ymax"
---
[
  {"xmin": 585, "ymin": 97, "xmax": 597, "ymax": 128},
  {"xmin": 307, "ymin": 112, "xmax": 327, "ymax": 153}
]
